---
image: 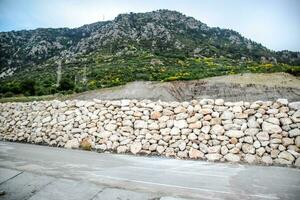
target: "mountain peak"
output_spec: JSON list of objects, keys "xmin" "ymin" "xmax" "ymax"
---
[{"xmin": 113, "ymin": 9, "xmax": 196, "ymax": 24}]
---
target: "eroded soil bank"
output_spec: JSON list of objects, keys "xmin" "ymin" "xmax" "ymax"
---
[{"xmin": 73, "ymin": 73, "xmax": 300, "ymax": 102}]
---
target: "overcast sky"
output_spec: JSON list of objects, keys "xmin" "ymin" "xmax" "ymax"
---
[{"xmin": 0, "ymin": 0, "xmax": 299, "ymax": 51}]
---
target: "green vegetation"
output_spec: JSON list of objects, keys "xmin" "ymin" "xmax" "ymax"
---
[
  {"xmin": 1, "ymin": 50, "xmax": 299, "ymax": 98},
  {"xmin": 0, "ymin": 94, "xmax": 73, "ymax": 103},
  {"xmin": 1, "ymin": 10, "xmax": 300, "ymax": 100}
]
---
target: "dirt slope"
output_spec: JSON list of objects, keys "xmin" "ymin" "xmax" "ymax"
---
[{"xmin": 72, "ymin": 73, "xmax": 300, "ymax": 102}]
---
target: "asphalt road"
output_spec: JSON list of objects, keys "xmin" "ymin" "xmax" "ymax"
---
[{"xmin": 0, "ymin": 141, "xmax": 300, "ymax": 200}]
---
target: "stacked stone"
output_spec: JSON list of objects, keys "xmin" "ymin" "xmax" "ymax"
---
[{"xmin": 0, "ymin": 98, "xmax": 300, "ymax": 167}]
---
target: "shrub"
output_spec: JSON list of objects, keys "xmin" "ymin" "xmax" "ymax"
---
[
  {"xmin": 3, "ymin": 92, "xmax": 14, "ymax": 97},
  {"xmin": 58, "ymin": 78, "xmax": 74, "ymax": 91},
  {"xmin": 20, "ymin": 80, "xmax": 36, "ymax": 96}
]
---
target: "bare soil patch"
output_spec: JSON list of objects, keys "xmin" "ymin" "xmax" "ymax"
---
[{"xmin": 72, "ymin": 73, "xmax": 300, "ymax": 102}]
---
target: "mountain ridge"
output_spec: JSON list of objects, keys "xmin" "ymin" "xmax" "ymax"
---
[{"xmin": 0, "ymin": 9, "xmax": 299, "ymax": 97}]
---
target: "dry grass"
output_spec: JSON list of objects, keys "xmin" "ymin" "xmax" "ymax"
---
[{"xmin": 0, "ymin": 93, "xmax": 73, "ymax": 103}]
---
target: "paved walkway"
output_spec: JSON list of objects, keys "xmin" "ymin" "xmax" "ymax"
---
[{"xmin": 0, "ymin": 141, "xmax": 300, "ymax": 200}]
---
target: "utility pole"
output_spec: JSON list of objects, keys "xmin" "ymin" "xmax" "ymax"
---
[
  {"xmin": 83, "ymin": 64, "xmax": 87, "ymax": 84},
  {"xmin": 56, "ymin": 60, "xmax": 62, "ymax": 87},
  {"xmin": 82, "ymin": 58, "xmax": 88, "ymax": 91}
]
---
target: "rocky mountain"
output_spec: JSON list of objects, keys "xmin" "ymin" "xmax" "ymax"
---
[{"xmin": 0, "ymin": 10, "xmax": 299, "ymax": 97}]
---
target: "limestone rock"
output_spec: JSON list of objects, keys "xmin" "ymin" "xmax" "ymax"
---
[
  {"xmin": 256, "ymin": 132, "xmax": 269, "ymax": 141},
  {"xmin": 200, "ymin": 108, "xmax": 213, "ymax": 115},
  {"xmin": 266, "ymin": 108, "xmax": 278, "ymax": 114},
  {"xmin": 221, "ymin": 111, "xmax": 234, "ymax": 120},
  {"xmin": 121, "ymin": 99, "xmax": 131, "ymax": 107},
  {"xmin": 170, "ymin": 127, "xmax": 180, "ymax": 136},
  {"xmin": 177, "ymin": 151, "xmax": 188, "ymax": 158},
  {"xmin": 174, "ymin": 106, "xmax": 186, "ymax": 114},
  {"xmin": 253, "ymin": 140, "xmax": 261, "ymax": 148},
  {"xmin": 205, "ymin": 153, "xmax": 222, "ymax": 161},
  {"xmin": 210, "ymin": 124, "xmax": 225, "ymax": 135},
  {"xmin": 117, "ymin": 146, "xmax": 127, "ymax": 153},
  {"xmin": 201, "ymin": 126, "xmax": 210, "ymax": 134},
  {"xmin": 232, "ymin": 106, "xmax": 242, "ymax": 113},
  {"xmin": 34, "ymin": 137, "xmax": 43, "ymax": 143},
  {"xmin": 156, "ymin": 146, "xmax": 165, "ymax": 154},
  {"xmin": 280, "ymin": 118, "xmax": 292, "ymax": 125},
  {"xmin": 215, "ymin": 99, "xmax": 224, "ymax": 106},
  {"xmin": 291, "ymin": 110, "xmax": 300, "ymax": 123},
  {"xmin": 266, "ymin": 117, "xmax": 280, "ymax": 125},
  {"xmin": 95, "ymin": 144, "xmax": 107, "ymax": 151},
  {"xmin": 278, "ymin": 151, "xmax": 295, "ymax": 162},
  {"xmin": 42, "ymin": 116, "xmax": 52, "ymax": 123},
  {"xmin": 261, "ymin": 156, "xmax": 273, "ymax": 165},
  {"xmin": 225, "ymin": 130, "xmax": 244, "ymax": 138},
  {"xmin": 244, "ymin": 128, "xmax": 259, "ymax": 136},
  {"xmin": 189, "ymin": 121, "xmax": 202, "ymax": 129},
  {"xmin": 188, "ymin": 133, "xmax": 197, "ymax": 140},
  {"xmin": 161, "ymin": 128, "xmax": 171, "ymax": 135},
  {"xmin": 256, "ymin": 147, "xmax": 265, "ymax": 157},
  {"xmin": 207, "ymin": 145, "xmax": 221, "ymax": 154},
  {"xmin": 224, "ymin": 153, "xmax": 240, "ymax": 162},
  {"xmin": 244, "ymin": 154, "xmax": 257, "ymax": 164},
  {"xmin": 221, "ymin": 146, "xmax": 228, "ymax": 155},
  {"xmin": 150, "ymin": 111, "xmax": 161, "ymax": 120},
  {"xmin": 134, "ymin": 120, "xmax": 148, "ymax": 129},
  {"xmin": 244, "ymin": 136, "xmax": 253, "ymax": 144},
  {"xmin": 65, "ymin": 139, "xmax": 79, "ymax": 149},
  {"xmin": 295, "ymin": 136, "xmax": 300, "ymax": 147},
  {"xmin": 271, "ymin": 149, "xmax": 280, "ymax": 158},
  {"xmin": 199, "ymin": 99, "xmax": 214, "ymax": 105},
  {"xmin": 199, "ymin": 143, "xmax": 208, "ymax": 153},
  {"xmin": 262, "ymin": 122, "xmax": 282, "ymax": 134},
  {"xmin": 130, "ymin": 142, "xmax": 142, "ymax": 154},
  {"xmin": 282, "ymin": 138, "xmax": 294, "ymax": 146},
  {"xmin": 235, "ymin": 113, "xmax": 248, "ymax": 119},
  {"xmin": 288, "ymin": 102, "xmax": 300, "ymax": 110},
  {"xmin": 105, "ymin": 124, "xmax": 117, "ymax": 131},
  {"xmin": 178, "ymin": 141, "xmax": 186, "ymax": 151},
  {"xmin": 289, "ymin": 129, "xmax": 300, "ymax": 137},
  {"xmin": 287, "ymin": 150, "xmax": 300, "ymax": 158},
  {"xmin": 71, "ymin": 128, "xmax": 82, "ymax": 134},
  {"xmin": 148, "ymin": 122, "xmax": 159, "ymax": 130},
  {"xmin": 174, "ymin": 120, "xmax": 188, "ymax": 129},
  {"xmin": 75, "ymin": 100, "xmax": 86, "ymax": 107},
  {"xmin": 242, "ymin": 144, "xmax": 255, "ymax": 154},
  {"xmin": 229, "ymin": 137, "xmax": 238, "ymax": 144},
  {"xmin": 189, "ymin": 148, "xmax": 204, "ymax": 159},
  {"xmin": 247, "ymin": 118, "xmax": 259, "ymax": 128},
  {"xmin": 100, "ymin": 131, "xmax": 112, "ymax": 138},
  {"xmin": 277, "ymin": 98, "xmax": 288, "ymax": 105},
  {"xmin": 275, "ymin": 158, "xmax": 292, "ymax": 165}
]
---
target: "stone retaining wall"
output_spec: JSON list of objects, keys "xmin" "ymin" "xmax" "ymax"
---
[{"xmin": 1, "ymin": 98, "xmax": 300, "ymax": 167}]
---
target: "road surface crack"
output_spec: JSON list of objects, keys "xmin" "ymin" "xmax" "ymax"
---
[{"xmin": 0, "ymin": 171, "xmax": 23, "ymax": 185}]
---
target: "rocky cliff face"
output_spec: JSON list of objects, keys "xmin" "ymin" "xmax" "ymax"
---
[{"xmin": 1, "ymin": 9, "xmax": 299, "ymax": 78}]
